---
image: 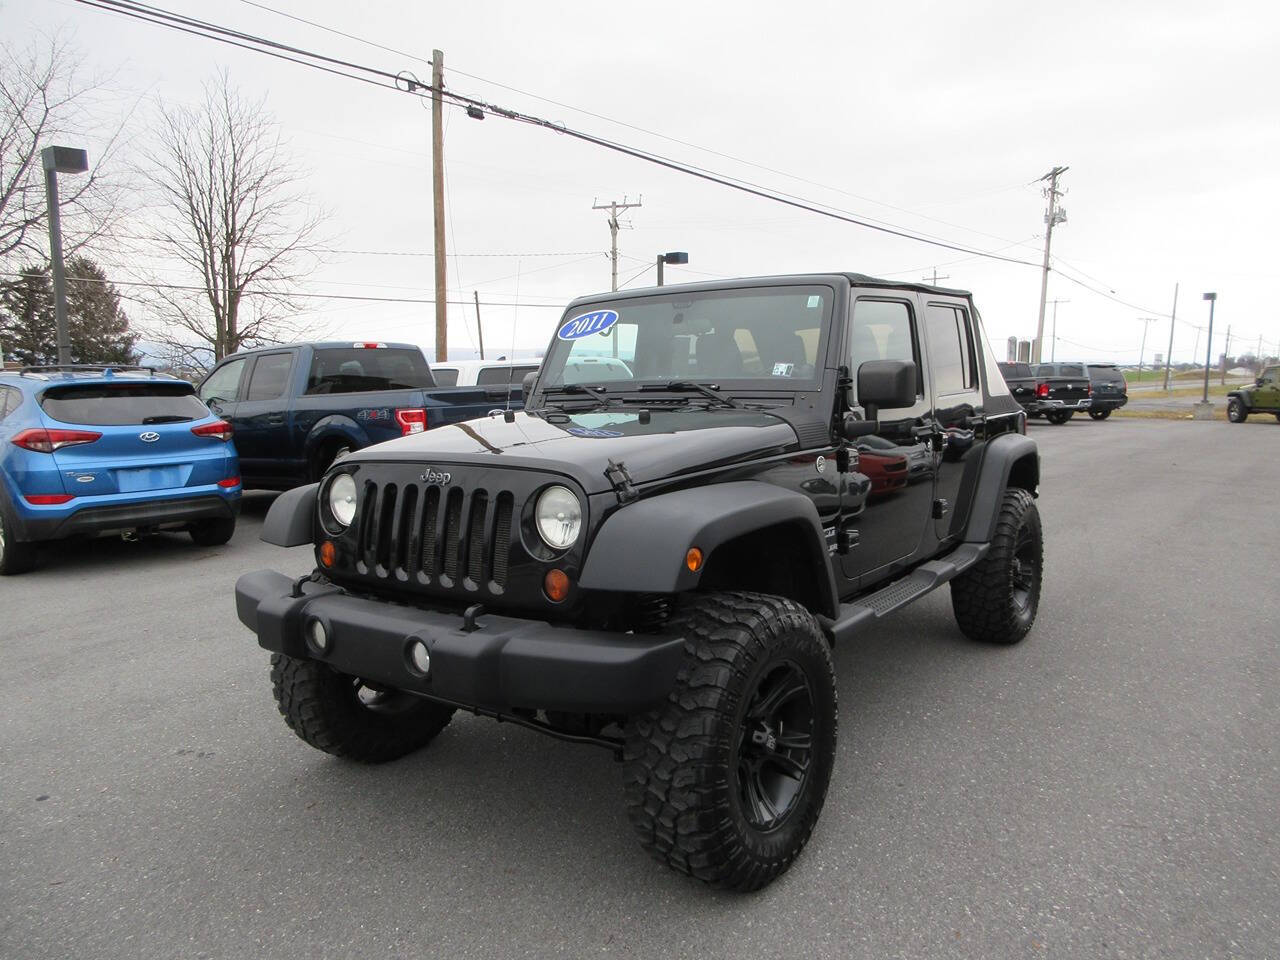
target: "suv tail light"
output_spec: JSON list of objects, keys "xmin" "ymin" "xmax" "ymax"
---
[
  {"xmin": 24, "ymin": 493, "xmax": 75, "ymax": 505},
  {"xmin": 1036, "ymin": 383, "xmax": 1050, "ymax": 398},
  {"xmin": 395, "ymin": 408, "xmax": 428, "ymax": 435},
  {"xmin": 11, "ymin": 428, "xmax": 102, "ymax": 453},
  {"xmin": 192, "ymin": 420, "xmax": 234, "ymax": 441}
]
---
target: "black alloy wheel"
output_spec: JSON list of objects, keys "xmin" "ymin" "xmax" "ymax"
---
[
  {"xmin": 735, "ymin": 661, "xmax": 815, "ymax": 830},
  {"xmin": 1088, "ymin": 409, "xmax": 1111, "ymax": 420}
]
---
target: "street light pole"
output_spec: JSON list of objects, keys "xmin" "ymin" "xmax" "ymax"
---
[
  {"xmin": 41, "ymin": 146, "xmax": 89, "ymax": 365},
  {"xmin": 1201, "ymin": 293, "xmax": 1217, "ymax": 404},
  {"xmin": 1136, "ymin": 317, "xmax": 1158, "ymax": 381},
  {"xmin": 656, "ymin": 251, "xmax": 688, "ymax": 287}
]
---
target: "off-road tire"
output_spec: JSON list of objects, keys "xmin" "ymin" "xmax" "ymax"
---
[
  {"xmin": 1088, "ymin": 409, "xmax": 1111, "ymax": 421},
  {"xmin": 1227, "ymin": 398, "xmax": 1247, "ymax": 423},
  {"xmin": 623, "ymin": 592, "xmax": 838, "ymax": 891},
  {"xmin": 189, "ymin": 516, "xmax": 236, "ymax": 546},
  {"xmin": 951, "ymin": 488, "xmax": 1043, "ymax": 645},
  {"xmin": 270, "ymin": 654, "xmax": 454, "ymax": 762},
  {"xmin": 0, "ymin": 505, "xmax": 38, "ymax": 575},
  {"xmin": 1045, "ymin": 411, "xmax": 1073, "ymax": 425}
]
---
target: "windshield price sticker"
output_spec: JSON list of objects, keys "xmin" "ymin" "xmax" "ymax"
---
[{"xmin": 558, "ymin": 309, "xmax": 620, "ymax": 341}]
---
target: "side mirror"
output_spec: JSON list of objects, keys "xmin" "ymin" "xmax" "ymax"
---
[
  {"xmin": 857, "ymin": 360, "xmax": 917, "ymax": 417},
  {"xmin": 843, "ymin": 360, "xmax": 917, "ymax": 439},
  {"xmin": 521, "ymin": 370, "xmax": 538, "ymax": 400}
]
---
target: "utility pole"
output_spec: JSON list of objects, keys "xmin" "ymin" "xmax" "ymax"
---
[
  {"xmin": 1048, "ymin": 298, "xmax": 1069, "ymax": 362},
  {"xmin": 592, "ymin": 196, "xmax": 642, "ymax": 290},
  {"xmin": 1162, "ymin": 283, "xmax": 1179, "ymax": 390},
  {"xmin": 921, "ymin": 269, "xmax": 950, "ymax": 287},
  {"xmin": 473, "ymin": 291, "xmax": 484, "ymax": 360},
  {"xmin": 1033, "ymin": 165, "xmax": 1068, "ymax": 364},
  {"xmin": 1136, "ymin": 317, "xmax": 1158, "ymax": 379},
  {"xmin": 1221, "ymin": 324, "xmax": 1231, "ymax": 384},
  {"xmin": 1258, "ymin": 335, "xmax": 1265, "ymax": 373},
  {"xmin": 432, "ymin": 49, "xmax": 447, "ymax": 362},
  {"xmin": 1201, "ymin": 293, "xmax": 1217, "ymax": 405}
]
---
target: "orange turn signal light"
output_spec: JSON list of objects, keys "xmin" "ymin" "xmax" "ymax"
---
[
  {"xmin": 319, "ymin": 540, "xmax": 336, "ymax": 568},
  {"xmin": 686, "ymin": 547, "xmax": 703, "ymax": 572},
  {"xmin": 544, "ymin": 568, "xmax": 570, "ymax": 602}
]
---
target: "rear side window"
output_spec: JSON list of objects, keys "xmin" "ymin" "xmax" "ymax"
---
[
  {"xmin": 245, "ymin": 352, "xmax": 293, "ymax": 401},
  {"xmin": 305, "ymin": 348, "xmax": 434, "ymax": 394},
  {"xmin": 0, "ymin": 385, "xmax": 21, "ymax": 421},
  {"xmin": 39, "ymin": 383, "xmax": 209, "ymax": 426},
  {"xmin": 433, "ymin": 368, "xmax": 459, "ymax": 387},
  {"xmin": 476, "ymin": 364, "xmax": 538, "ymax": 385},
  {"xmin": 925, "ymin": 303, "xmax": 977, "ymax": 395}
]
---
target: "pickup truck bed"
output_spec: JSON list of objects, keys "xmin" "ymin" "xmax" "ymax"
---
[{"xmin": 198, "ymin": 342, "xmax": 520, "ymax": 489}]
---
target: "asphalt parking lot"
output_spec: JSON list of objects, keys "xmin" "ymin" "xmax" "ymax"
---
[{"xmin": 2, "ymin": 418, "xmax": 1277, "ymax": 959}]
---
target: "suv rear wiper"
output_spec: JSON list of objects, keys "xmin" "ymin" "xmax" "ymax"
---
[
  {"xmin": 638, "ymin": 380, "xmax": 740, "ymax": 409},
  {"xmin": 142, "ymin": 415, "xmax": 194, "ymax": 424}
]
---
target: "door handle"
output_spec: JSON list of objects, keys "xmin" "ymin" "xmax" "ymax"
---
[{"xmin": 266, "ymin": 414, "xmax": 285, "ymax": 425}]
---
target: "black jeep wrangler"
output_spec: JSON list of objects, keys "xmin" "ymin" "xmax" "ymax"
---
[{"xmin": 235, "ymin": 274, "xmax": 1042, "ymax": 890}]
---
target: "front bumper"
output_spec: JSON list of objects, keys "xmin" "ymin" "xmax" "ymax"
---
[{"xmin": 235, "ymin": 569, "xmax": 686, "ymax": 714}]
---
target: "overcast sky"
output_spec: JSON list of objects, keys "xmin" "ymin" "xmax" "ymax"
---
[{"xmin": 10, "ymin": 0, "xmax": 1280, "ymax": 364}]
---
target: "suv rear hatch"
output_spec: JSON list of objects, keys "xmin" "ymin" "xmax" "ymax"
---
[
  {"xmin": 37, "ymin": 381, "xmax": 235, "ymax": 496},
  {"xmin": 1087, "ymin": 364, "xmax": 1127, "ymax": 398}
]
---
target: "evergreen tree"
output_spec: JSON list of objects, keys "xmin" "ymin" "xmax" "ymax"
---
[
  {"xmin": 0, "ymin": 266, "xmax": 55, "ymax": 366},
  {"xmin": 0, "ymin": 258, "xmax": 138, "ymax": 366},
  {"xmin": 65, "ymin": 256, "xmax": 139, "ymax": 364}
]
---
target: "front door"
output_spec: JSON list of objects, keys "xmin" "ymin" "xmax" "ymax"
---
[
  {"xmin": 232, "ymin": 351, "xmax": 296, "ymax": 480},
  {"xmin": 1256, "ymin": 367, "xmax": 1280, "ymax": 410},
  {"xmin": 923, "ymin": 300, "xmax": 986, "ymax": 540},
  {"xmin": 197, "ymin": 356, "xmax": 249, "ymax": 426},
  {"xmin": 840, "ymin": 295, "xmax": 935, "ymax": 586}
]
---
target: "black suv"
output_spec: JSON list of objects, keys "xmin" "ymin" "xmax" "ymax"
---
[
  {"xmin": 235, "ymin": 274, "xmax": 1042, "ymax": 890},
  {"xmin": 1085, "ymin": 362, "xmax": 1128, "ymax": 419}
]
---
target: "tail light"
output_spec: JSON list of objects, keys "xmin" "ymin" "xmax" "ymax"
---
[
  {"xmin": 25, "ymin": 494, "xmax": 75, "ymax": 505},
  {"xmin": 217, "ymin": 476, "xmax": 242, "ymax": 488},
  {"xmin": 1036, "ymin": 383, "xmax": 1050, "ymax": 398},
  {"xmin": 192, "ymin": 420, "xmax": 234, "ymax": 441},
  {"xmin": 11, "ymin": 428, "xmax": 102, "ymax": 453},
  {"xmin": 395, "ymin": 408, "xmax": 428, "ymax": 435},
  {"xmin": 354, "ymin": 342, "xmax": 387, "ymax": 349}
]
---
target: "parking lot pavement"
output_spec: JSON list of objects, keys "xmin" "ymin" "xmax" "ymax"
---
[{"xmin": 2, "ymin": 418, "xmax": 1277, "ymax": 960}]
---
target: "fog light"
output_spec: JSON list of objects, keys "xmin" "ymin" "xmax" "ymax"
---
[
  {"xmin": 307, "ymin": 618, "xmax": 330, "ymax": 654},
  {"xmin": 407, "ymin": 640, "xmax": 431, "ymax": 677}
]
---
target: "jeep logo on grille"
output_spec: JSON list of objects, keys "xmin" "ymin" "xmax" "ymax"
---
[{"xmin": 420, "ymin": 468, "xmax": 452, "ymax": 484}]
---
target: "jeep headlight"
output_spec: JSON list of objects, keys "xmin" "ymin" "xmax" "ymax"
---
[
  {"xmin": 535, "ymin": 485, "xmax": 581, "ymax": 550},
  {"xmin": 327, "ymin": 473, "xmax": 358, "ymax": 529}
]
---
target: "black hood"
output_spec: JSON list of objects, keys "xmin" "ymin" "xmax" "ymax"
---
[{"xmin": 353, "ymin": 407, "xmax": 802, "ymax": 494}]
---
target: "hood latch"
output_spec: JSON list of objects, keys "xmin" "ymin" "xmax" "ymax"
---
[{"xmin": 604, "ymin": 458, "xmax": 638, "ymax": 503}]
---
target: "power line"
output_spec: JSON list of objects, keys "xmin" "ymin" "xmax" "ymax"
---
[{"xmin": 73, "ymin": 0, "xmax": 1044, "ymax": 269}]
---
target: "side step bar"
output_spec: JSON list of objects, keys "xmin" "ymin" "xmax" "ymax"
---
[{"xmin": 827, "ymin": 542, "xmax": 989, "ymax": 643}]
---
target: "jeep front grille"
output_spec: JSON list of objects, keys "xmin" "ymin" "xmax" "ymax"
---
[{"xmin": 355, "ymin": 478, "xmax": 516, "ymax": 591}]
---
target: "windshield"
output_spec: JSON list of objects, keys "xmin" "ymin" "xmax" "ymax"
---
[{"xmin": 539, "ymin": 285, "xmax": 833, "ymax": 392}]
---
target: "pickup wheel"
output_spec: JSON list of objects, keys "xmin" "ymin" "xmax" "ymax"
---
[
  {"xmin": 1088, "ymin": 409, "xmax": 1111, "ymax": 420},
  {"xmin": 311, "ymin": 440, "xmax": 354, "ymax": 481},
  {"xmin": 623, "ymin": 592, "xmax": 837, "ymax": 891},
  {"xmin": 270, "ymin": 654, "xmax": 455, "ymax": 763},
  {"xmin": 0, "ymin": 506, "xmax": 38, "ymax": 575},
  {"xmin": 951, "ymin": 488, "xmax": 1042, "ymax": 644},
  {"xmin": 1045, "ymin": 411, "xmax": 1073, "ymax": 425},
  {"xmin": 189, "ymin": 516, "xmax": 236, "ymax": 546}
]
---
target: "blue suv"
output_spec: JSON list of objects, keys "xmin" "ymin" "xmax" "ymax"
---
[{"xmin": 0, "ymin": 365, "xmax": 242, "ymax": 574}]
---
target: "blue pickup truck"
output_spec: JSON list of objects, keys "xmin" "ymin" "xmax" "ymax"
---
[{"xmin": 197, "ymin": 342, "xmax": 518, "ymax": 489}]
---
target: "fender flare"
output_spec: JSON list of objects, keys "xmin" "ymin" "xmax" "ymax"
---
[
  {"xmin": 262, "ymin": 482, "xmax": 318, "ymax": 547},
  {"xmin": 962, "ymin": 432, "xmax": 1040, "ymax": 545},
  {"xmin": 1226, "ymin": 390, "xmax": 1250, "ymax": 409},
  {"xmin": 579, "ymin": 481, "xmax": 839, "ymax": 619},
  {"xmin": 303, "ymin": 416, "xmax": 370, "ymax": 467}
]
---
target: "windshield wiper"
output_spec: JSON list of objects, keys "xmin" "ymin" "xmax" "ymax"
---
[
  {"xmin": 543, "ymin": 383, "xmax": 610, "ymax": 400},
  {"xmin": 638, "ymin": 380, "xmax": 740, "ymax": 409}
]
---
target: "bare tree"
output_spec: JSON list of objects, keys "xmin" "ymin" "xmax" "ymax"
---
[
  {"xmin": 145, "ymin": 72, "xmax": 325, "ymax": 361},
  {"xmin": 0, "ymin": 31, "xmax": 130, "ymax": 269}
]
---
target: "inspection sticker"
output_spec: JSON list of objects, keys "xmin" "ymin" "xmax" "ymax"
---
[
  {"xmin": 772, "ymin": 362, "xmax": 796, "ymax": 377},
  {"xmin": 558, "ymin": 309, "xmax": 619, "ymax": 341}
]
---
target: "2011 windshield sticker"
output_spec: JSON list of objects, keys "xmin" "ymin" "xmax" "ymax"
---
[{"xmin": 558, "ymin": 309, "xmax": 619, "ymax": 341}]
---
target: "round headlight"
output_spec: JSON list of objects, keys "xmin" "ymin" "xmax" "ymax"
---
[
  {"xmin": 535, "ymin": 485, "xmax": 582, "ymax": 550},
  {"xmin": 327, "ymin": 473, "xmax": 358, "ymax": 528}
]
